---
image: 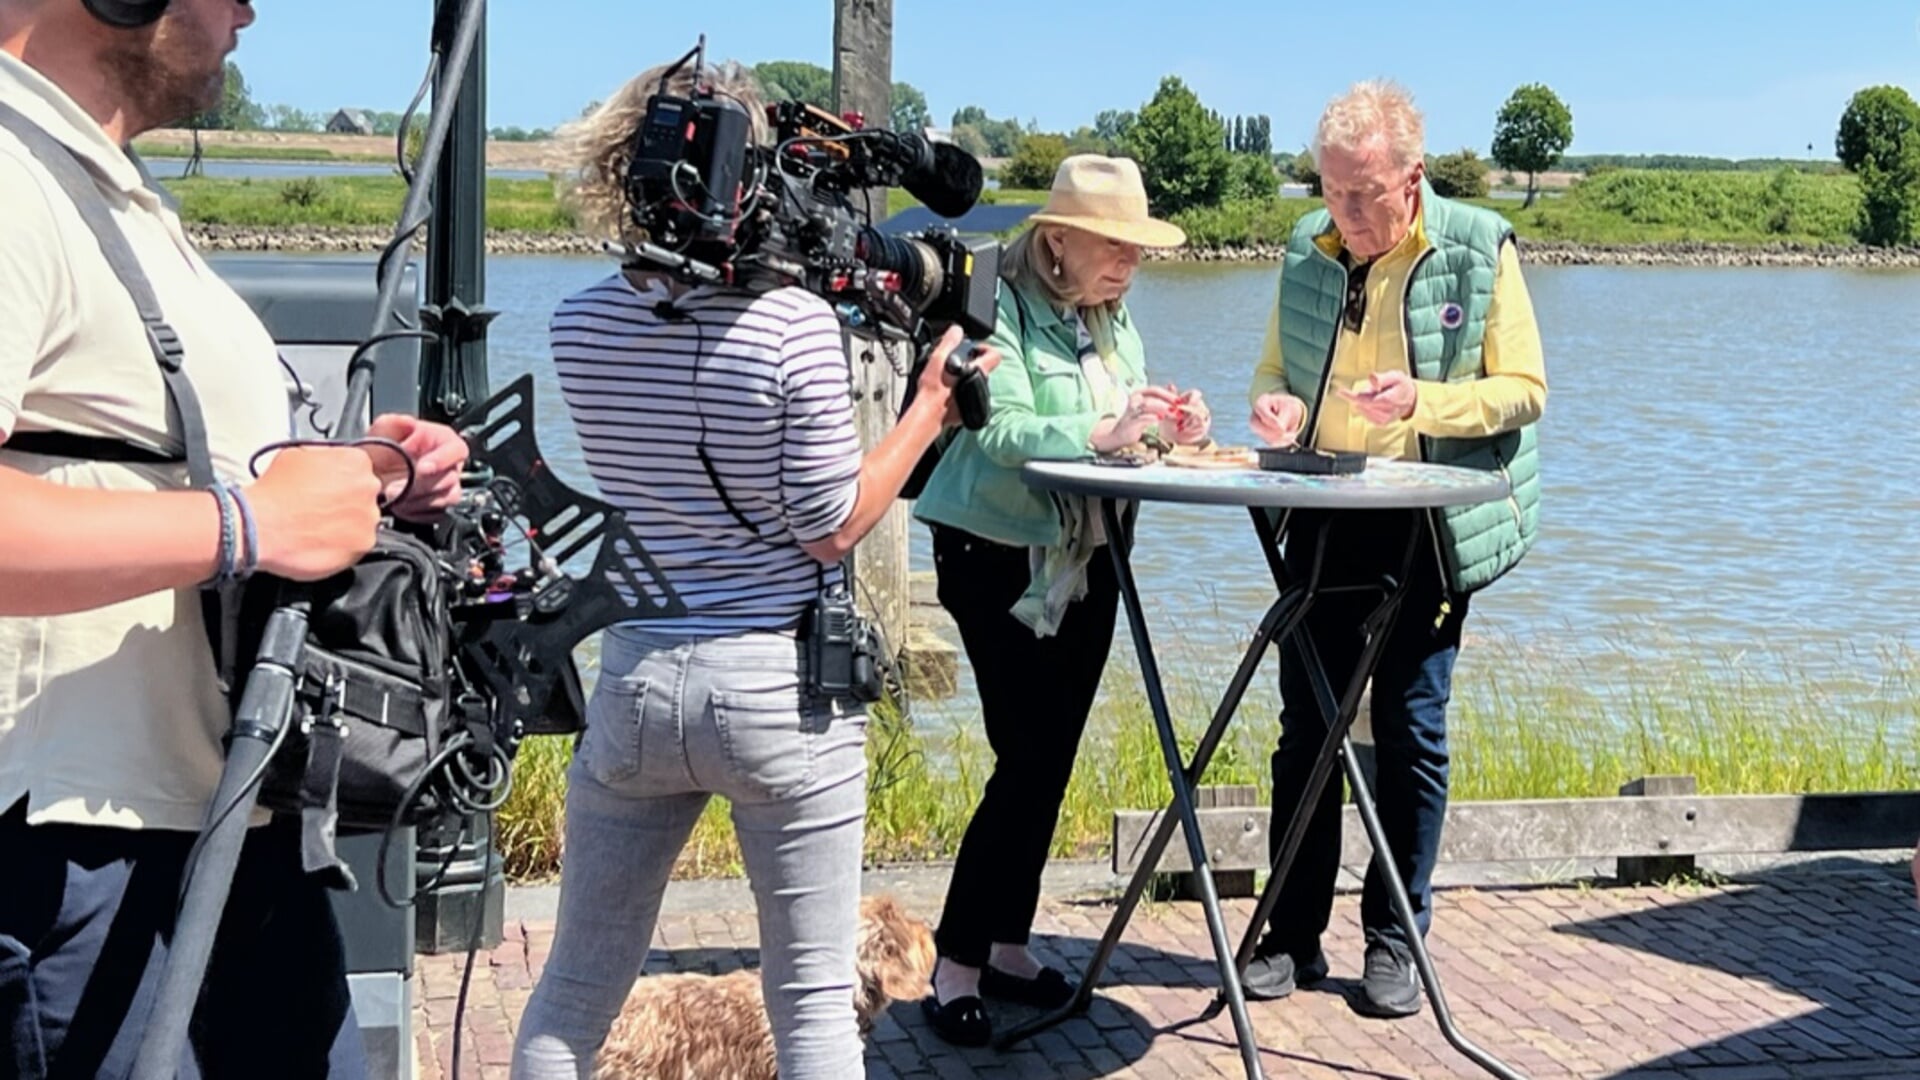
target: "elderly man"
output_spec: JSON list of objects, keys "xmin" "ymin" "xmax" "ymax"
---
[{"xmin": 1243, "ymin": 80, "xmax": 1546, "ymax": 1018}]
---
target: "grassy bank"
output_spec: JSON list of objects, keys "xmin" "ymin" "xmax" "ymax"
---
[
  {"xmin": 1172, "ymin": 169, "xmax": 1866, "ymax": 249},
  {"xmin": 495, "ymin": 637, "xmax": 1920, "ymax": 883},
  {"xmin": 163, "ymin": 174, "xmax": 574, "ymax": 232},
  {"xmin": 136, "ymin": 142, "xmax": 390, "ymax": 164},
  {"xmin": 164, "ymin": 169, "xmax": 1874, "ymax": 252}
]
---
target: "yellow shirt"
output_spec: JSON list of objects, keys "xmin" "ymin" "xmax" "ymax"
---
[{"xmin": 1248, "ymin": 205, "xmax": 1547, "ymax": 458}]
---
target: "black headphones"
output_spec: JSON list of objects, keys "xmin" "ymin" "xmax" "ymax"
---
[{"xmin": 82, "ymin": 0, "xmax": 171, "ymax": 29}]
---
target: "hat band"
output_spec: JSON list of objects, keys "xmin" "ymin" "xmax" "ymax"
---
[{"xmin": 1038, "ymin": 191, "xmax": 1150, "ymax": 225}]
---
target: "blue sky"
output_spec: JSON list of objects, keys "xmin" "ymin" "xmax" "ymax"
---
[{"xmin": 238, "ymin": 2, "xmax": 1918, "ymax": 159}]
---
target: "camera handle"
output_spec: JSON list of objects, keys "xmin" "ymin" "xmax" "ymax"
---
[{"xmin": 899, "ymin": 335, "xmax": 991, "ymax": 431}]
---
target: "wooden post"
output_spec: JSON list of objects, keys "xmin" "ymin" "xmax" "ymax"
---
[
  {"xmin": 1616, "ymin": 774, "xmax": 1699, "ymax": 884},
  {"xmin": 830, "ymin": 0, "xmax": 914, "ymax": 661},
  {"xmin": 1154, "ymin": 785, "xmax": 1261, "ymax": 901},
  {"xmin": 841, "ymin": 329, "xmax": 913, "ymax": 655}
]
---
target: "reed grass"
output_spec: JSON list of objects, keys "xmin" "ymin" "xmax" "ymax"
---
[{"xmin": 495, "ymin": 634, "xmax": 1918, "ymax": 883}]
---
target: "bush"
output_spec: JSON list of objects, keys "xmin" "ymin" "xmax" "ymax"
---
[
  {"xmin": 1566, "ymin": 169, "xmax": 1860, "ymax": 242},
  {"xmin": 1289, "ymin": 149, "xmax": 1321, "ymax": 195},
  {"xmin": 1224, "ymin": 153, "xmax": 1278, "ymax": 201},
  {"xmin": 279, "ymin": 177, "xmax": 323, "ymax": 207},
  {"xmin": 1427, "ymin": 148, "xmax": 1490, "ymax": 199},
  {"xmin": 1000, "ymin": 133, "xmax": 1068, "ymax": 191},
  {"xmin": 1169, "ymin": 197, "xmax": 1317, "ymax": 249},
  {"xmin": 1857, "ymin": 149, "xmax": 1920, "ymax": 247}
]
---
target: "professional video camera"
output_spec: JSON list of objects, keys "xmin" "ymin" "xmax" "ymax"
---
[{"xmin": 612, "ymin": 35, "xmax": 995, "ymax": 432}]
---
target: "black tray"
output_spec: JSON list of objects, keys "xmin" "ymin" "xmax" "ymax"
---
[{"xmin": 1257, "ymin": 446, "xmax": 1367, "ymax": 475}]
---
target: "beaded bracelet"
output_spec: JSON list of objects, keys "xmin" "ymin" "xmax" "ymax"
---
[
  {"xmin": 222, "ymin": 480, "xmax": 260, "ymax": 580},
  {"xmin": 206, "ymin": 483, "xmax": 239, "ymax": 584}
]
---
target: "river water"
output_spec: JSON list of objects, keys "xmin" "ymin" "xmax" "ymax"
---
[{"xmin": 460, "ymin": 256, "xmax": 1920, "ymax": 732}]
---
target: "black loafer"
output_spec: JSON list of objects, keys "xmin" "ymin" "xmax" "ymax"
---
[
  {"xmin": 979, "ymin": 964, "xmax": 1077, "ymax": 1009},
  {"xmin": 921, "ymin": 992, "xmax": 992, "ymax": 1047}
]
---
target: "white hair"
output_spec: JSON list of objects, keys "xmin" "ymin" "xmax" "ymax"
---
[{"xmin": 1313, "ymin": 80, "xmax": 1424, "ymax": 169}]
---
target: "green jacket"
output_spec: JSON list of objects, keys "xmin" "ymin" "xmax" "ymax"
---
[
  {"xmin": 914, "ymin": 279, "xmax": 1148, "ymax": 547},
  {"xmin": 1280, "ymin": 181, "xmax": 1541, "ymax": 593}
]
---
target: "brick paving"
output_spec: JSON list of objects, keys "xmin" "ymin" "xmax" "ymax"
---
[{"xmin": 415, "ymin": 858, "xmax": 1920, "ymax": 1078}]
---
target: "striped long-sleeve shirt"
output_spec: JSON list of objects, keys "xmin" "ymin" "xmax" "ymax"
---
[{"xmin": 551, "ymin": 274, "xmax": 862, "ymax": 636}]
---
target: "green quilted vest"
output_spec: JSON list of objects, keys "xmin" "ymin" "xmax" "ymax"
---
[{"xmin": 1277, "ymin": 180, "xmax": 1540, "ymax": 594}]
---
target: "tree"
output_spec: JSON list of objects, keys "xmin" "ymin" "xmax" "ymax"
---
[
  {"xmin": 1001, "ymin": 133, "xmax": 1069, "ymax": 190},
  {"xmin": 1835, "ymin": 86, "xmax": 1920, "ymax": 246},
  {"xmin": 947, "ymin": 106, "xmax": 1022, "ymax": 156},
  {"xmin": 189, "ymin": 61, "xmax": 261, "ymax": 131},
  {"xmin": 950, "ymin": 123, "xmax": 991, "ymax": 159},
  {"xmin": 891, "ymin": 81, "xmax": 930, "ymax": 134},
  {"xmin": 263, "ymin": 104, "xmax": 320, "ymax": 133},
  {"xmin": 1064, "ymin": 126, "xmax": 1108, "ymax": 155},
  {"xmin": 1491, "ymin": 83, "xmax": 1573, "ymax": 208},
  {"xmin": 1836, "ymin": 85, "xmax": 1920, "ymax": 174},
  {"xmin": 1093, "ymin": 109, "xmax": 1135, "ymax": 148},
  {"xmin": 1122, "ymin": 76, "xmax": 1231, "ymax": 214},
  {"xmin": 753, "ymin": 61, "xmax": 833, "ymax": 110},
  {"xmin": 1427, "ymin": 148, "xmax": 1490, "ymax": 199}
]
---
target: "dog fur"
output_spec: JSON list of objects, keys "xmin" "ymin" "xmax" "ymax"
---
[{"xmin": 593, "ymin": 894, "xmax": 936, "ymax": 1079}]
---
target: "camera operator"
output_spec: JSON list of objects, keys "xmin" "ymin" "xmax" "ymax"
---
[
  {"xmin": 510, "ymin": 59, "xmax": 998, "ymax": 1080},
  {"xmin": 0, "ymin": 2, "xmax": 470, "ymax": 1076}
]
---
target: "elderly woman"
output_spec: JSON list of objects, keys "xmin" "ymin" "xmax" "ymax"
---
[
  {"xmin": 510, "ymin": 59, "xmax": 992, "ymax": 1080},
  {"xmin": 913, "ymin": 154, "xmax": 1209, "ymax": 1046}
]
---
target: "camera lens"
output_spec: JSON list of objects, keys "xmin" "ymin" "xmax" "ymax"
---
[{"xmin": 857, "ymin": 229, "xmax": 944, "ymax": 313}]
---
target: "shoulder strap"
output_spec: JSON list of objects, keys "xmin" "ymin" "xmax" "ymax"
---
[{"xmin": 0, "ymin": 101, "xmax": 212, "ymax": 488}]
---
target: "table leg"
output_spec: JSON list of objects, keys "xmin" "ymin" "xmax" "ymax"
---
[
  {"xmin": 1238, "ymin": 516, "xmax": 1530, "ymax": 1080},
  {"xmin": 1340, "ymin": 733, "xmax": 1529, "ymax": 1080},
  {"xmin": 1232, "ymin": 513, "xmax": 1414, "ymax": 973},
  {"xmin": 993, "ymin": 498, "xmax": 1269, "ymax": 1080}
]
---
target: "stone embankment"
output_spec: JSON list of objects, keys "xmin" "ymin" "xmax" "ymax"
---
[{"xmin": 187, "ymin": 224, "xmax": 1920, "ymax": 268}]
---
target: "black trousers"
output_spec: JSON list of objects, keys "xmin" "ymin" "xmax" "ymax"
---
[
  {"xmin": 0, "ymin": 801, "xmax": 367, "ymax": 1080},
  {"xmin": 1265, "ymin": 510, "xmax": 1469, "ymax": 955},
  {"xmin": 931, "ymin": 524, "xmax": 1120, "ymax": 967}
]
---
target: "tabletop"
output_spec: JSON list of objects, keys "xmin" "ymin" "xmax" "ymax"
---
[{"xmin": 1022, "ymin": 457, "xmax": 1512, "ymax": 511}]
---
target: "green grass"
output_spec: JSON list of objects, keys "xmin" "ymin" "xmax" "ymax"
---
[
  {"xmin": 161, "ymin": 174, "xmax": 575, "ymax": 232},
  {"xmin": 1172, "ymin": 169, "xmax": 1869, "ymax": 250},
  {"xmin": 493, "ymin": 634, "xmax": 1920, "ymax": 884}
]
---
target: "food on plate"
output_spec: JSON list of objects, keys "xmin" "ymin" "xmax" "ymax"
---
[{"xmin": 1162, "ymin": 440, "xmax": 1259, "ymax": 469}]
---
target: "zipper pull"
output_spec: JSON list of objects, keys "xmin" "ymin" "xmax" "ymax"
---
[{"xmin": 1434, "ymin": 598, "xmax": 1452, "ymax": 631}]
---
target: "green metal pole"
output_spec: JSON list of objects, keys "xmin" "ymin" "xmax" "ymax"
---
[
  {"xmin": 419, "ymin": 0, "xmax": 494, "ymax": 423},
  {"xmin": 414, "ymin": 0, "xmax": 504, "ymax": 958}
]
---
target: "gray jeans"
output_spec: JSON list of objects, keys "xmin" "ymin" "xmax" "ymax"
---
[{"xmin": 511, "ymin": 626, "xmax": 868, "ymax": 1080}]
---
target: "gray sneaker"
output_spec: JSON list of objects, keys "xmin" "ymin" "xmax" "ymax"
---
[
  {"xmin": 1353, "ymin": 938, "xmax": 1422, "ymax": 1018},
  {"xmin": 1241, "ymin": 940, "xmax": 1329, "ymax": 1001}
]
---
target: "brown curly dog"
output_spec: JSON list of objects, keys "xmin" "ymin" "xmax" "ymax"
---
[{"xmin": 592, "ymin": 894, "xmax": 936, "ymax": 1079}]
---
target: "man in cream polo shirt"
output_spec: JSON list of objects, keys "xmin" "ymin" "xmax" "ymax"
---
[{"xmin": 0, "ymin": 2, "xmax": 471, "ymax": 1075}]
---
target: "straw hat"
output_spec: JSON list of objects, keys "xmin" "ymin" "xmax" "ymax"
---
[{"xmin": 1026, "ymin": 154, "xmax": 1187, "ymax": 249}]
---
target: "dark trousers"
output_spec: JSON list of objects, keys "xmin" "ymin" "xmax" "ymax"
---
[
  {"xmin": 1265, "ymin": 510, "xmax": 1469, "ymax": 955},
  {"xmin": 931, "ymin": 524, "xmax": 1119, "ymax": 967},
  {"xmin": 0, "ymin": 801, "xmax": 367, "ymax": 1080}
]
